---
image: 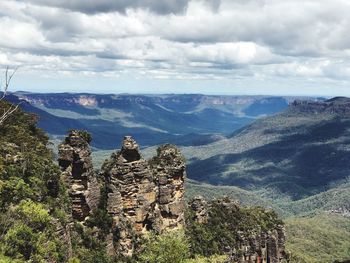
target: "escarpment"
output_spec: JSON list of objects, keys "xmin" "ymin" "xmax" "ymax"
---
[
  {"xmin": 291, "ymin": 97, "xmax": 350, "ymax": 115},
  {"xmin": 58, "ymin": 130, "xmax": 100, "ymax": 221}
]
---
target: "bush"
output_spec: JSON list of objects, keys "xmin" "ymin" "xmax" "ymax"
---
[
  {"xmin": 4, "ymin": 224, "xmax": 37, "ymax": 260},
  {"xmin": 138, "ymin": 230, "xmax": 190, "ymax": 263}
]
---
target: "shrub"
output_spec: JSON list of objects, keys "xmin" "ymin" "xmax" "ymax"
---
[{"xmin": 138, "ymin": 230, "xmax": 190, "ymax": 263}]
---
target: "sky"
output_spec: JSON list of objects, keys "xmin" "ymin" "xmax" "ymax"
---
[{"xmin": 1, "ymin": 0, "xmax": 350, "ymax": 96}]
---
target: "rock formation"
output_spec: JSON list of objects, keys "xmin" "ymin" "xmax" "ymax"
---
[
  {"xmin": 102, "ymin": 137, "xmax": 186, "ymax": 257},
  {"xmin": 58, "ymin": 130, "xmax": 100, "ymax": 221},
  {"xmin": 189, "ymin": 197, "xmax": 286, "ymax": 263},
  {"xmin": 58, "ymin": 132, "xmax": 285, "ymax": 261},
  {"xmin": 102, "ymin": 136, "xmax": 157, "ymax": 256},
  {"xmin": 188, "ymin": 196, "xmax": 208, "ymax": 224},
  {"xmin": 231, "ymin": 226, "xmax": 286, "ymax": 263},
  {"xmin": 150, "ymin": 144, "xmax": 187, "ymax": 232}
]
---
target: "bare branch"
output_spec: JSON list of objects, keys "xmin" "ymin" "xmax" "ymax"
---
[
  {"xmin": 0, "ymin": 66, "xmax": 18, "ymax": 101},
  {"xmin": 0, "ymin": 66, "xmax": 20, "ymax": 125}
]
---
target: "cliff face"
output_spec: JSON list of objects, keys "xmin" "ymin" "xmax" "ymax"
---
[
  {"xmin": 102, "ymin": 136, "xmax": 186, "ymax": 257},
  {"xmin": 58, "ymin": 130, "xmax": 100, "ymax": 221},
  {"xmin": 102, "ymin": 136, "xmax": 158, "ymax": 256},
  {"xmin": 291, "ymin": 97, "xmax": 350, "ymax": 115},
  {"xmin": 150, "ymin": 144, "xmax": 186, "ymax": 232}
]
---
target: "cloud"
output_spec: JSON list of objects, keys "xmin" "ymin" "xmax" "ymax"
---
[
  {"xmin": 16, "ymin": 0, "xmax": 217, "ymax": 15},
  {"xmin": 0, "ymin": 0, "xmax": 350, "ymax": 94}
]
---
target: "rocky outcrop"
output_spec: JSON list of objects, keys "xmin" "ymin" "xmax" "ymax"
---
[
  {"xmin": 231, "ymin": 225, "xmax": 286, "ymax": 263},
  {"xmin": 102, "ymin": 137, "xmax": 186, "ymax": 257},
  {"xmin": 58, "ymin": 130, "xmax": 100, "ymax": 221},
  {"xmin": 189, "ymin": 196, "xmax": 286, "ymax": 263},
  {"xmin": 150, "ymin": 144, "xmax": 186, "ymax": 232},
  {"xmin": 102, "ymin": 136, "xmax": 157, "ymax": 256},
  {"xmin": 59, "ymin": 133, "xmax": 285, "ymax": 261},
  {"xmin": 189, "ymin": 196, "xmax": 208, "ymax": 224}
]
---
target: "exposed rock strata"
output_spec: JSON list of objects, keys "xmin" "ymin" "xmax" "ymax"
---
[
  {"xmin": 291, "ymin": 97, "xmax": 350, "ymax": 115},
  {"xmin": 102, "ymin": 137, "xmax": 186, "ymax": 256},
  {"xmin": 58, "ymin": 133, "xmax": 285, "ymax": 261},
  {"xmin": 58, "ymin": 130, "xmax": 100, "ymax": 221},
  {"xmin": 150, "ymin": 144, "xmax": 186, "ymax": 232},
  {"xmin": 103, "ymin": 136, "xmax": 157, "ymax": 256}
]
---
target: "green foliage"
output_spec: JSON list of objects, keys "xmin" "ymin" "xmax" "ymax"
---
[
  {"xmin": 85, "ymin": 186, "xmax": 113, "ymax": 237},
  {"xmin": 186, "ymin": 198, "xmax": 283, "ymax": 257},
  {"xmin": 68, "ymin": 129, "xmax": 92, "ymax": 144},
  {"xmin": 4, "ymin": 224, "xmax": 36, "ymax": 260},
  {"xmin": 0, "ymin": 101, "xmax": 69, "ymax": 262},
  {"xmin": 184, "ymin": 254, "xmax": 227, "ymax": 263},
  {"xmin": 68, "ymin": 257, "xmax": 81, "ymax": 263},
  {"xmin": 138, "ymin": 230, "xmax": 190, "ymax": 263},
  {"xmin": 15, "ymin": 200, "xmax": 51, "ymax": 229},
  {"xmin": 0, "ymin": 253, "xmax": 24, "ymax": 263},
  {"xmin": 70, "ymin": 223, "xmax": 112, "ymax": 263},
  {"xmin": 285, "ymin": 213, "xmax": 350, "ymax": 263}
]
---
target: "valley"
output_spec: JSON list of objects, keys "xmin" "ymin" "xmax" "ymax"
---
[
  {"xmin": 4, "ymin": 92, "xmax": 350, "ymax": 263},
  {"xmin": 12, "ymin": 92, "xmax": 292, "ymax": 149}
]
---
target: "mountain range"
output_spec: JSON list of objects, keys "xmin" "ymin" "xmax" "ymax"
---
[{"xmin": 9, "ymin": 92, "xmax": 295, "ymax": 149}]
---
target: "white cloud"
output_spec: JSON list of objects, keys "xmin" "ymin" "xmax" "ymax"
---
[{"xmin": 0, "ymin": 0, "xmax": 350, "ymax": 94}]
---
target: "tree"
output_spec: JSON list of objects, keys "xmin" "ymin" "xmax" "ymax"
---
[{"xmin": 0, "ymin": 66, "xmax": 19, "ymax": 125}]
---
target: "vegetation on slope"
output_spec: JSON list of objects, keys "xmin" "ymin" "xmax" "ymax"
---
[
  {"xmin": 285, "ymin": 213, "xmax": 350, "ymax": 263},
  {"xmin": 186, "ymin": 179, "xmax": 350, "ymax": 218},
  {"xmin": 185, "ymin": 106, "xmax": 350, "ymax": 200},
  {"xmin": 0, "ymin": 101, "xmax": 112, "ymax": 262},
  {"xmin": 0, "ymin": 100, "xmax": 69, "ymax": 262}
]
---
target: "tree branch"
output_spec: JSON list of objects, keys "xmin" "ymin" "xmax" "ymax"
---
[{"xmin": 0, "ymin": 66, "xmax": 20, "ymax": 125}]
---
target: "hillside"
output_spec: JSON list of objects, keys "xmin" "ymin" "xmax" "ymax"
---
[
  {"xmin": 285, "ymin": 213, "xmax": 350, "ymax": 263},
  {"xmin": 184, "ymin": 97, "xmax": 350, "ymax": 200},
  {"xmin": 10, "ymin": 93, "xmax": 293, "ymax": 149}
]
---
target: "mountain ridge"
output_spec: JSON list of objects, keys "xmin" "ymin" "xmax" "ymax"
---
[
  {"xmin": 6, "ymin": 92, "xmax": 301, "ymax": 149},
  {"xmin": 183, "ymin": 97, "xmax": 350, "ymax": 201}
]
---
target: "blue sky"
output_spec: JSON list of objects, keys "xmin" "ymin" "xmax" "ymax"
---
[{"xmin": 2, "ymin": 0, "xmax": 350, "ymax": 96}]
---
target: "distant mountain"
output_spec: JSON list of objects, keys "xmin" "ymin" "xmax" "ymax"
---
[
  {"xmin": 9, "ymin": 92, "xmax": 294, "ymax": 149},
  {"xmin": 183, "ymin": 97, "xmax": 350, "ymax": 200}
]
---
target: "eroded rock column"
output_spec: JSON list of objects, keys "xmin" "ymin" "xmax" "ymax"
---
[
  {"xmin": 58, "ymin": 130, "xmax": 100, "ymax": 221},
  {"xmin": 151, "ymin": 144, "xmax": 186, "ymax": 232},
  {"xmin": 103, "ymin": 136, "xmax": 157, "ymax": 257}
]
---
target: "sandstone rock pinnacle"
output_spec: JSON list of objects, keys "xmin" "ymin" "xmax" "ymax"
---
[
  {"xmin": 58, "ymin": 130, "xmax": 100, "ymax": 221},
  {"xmin": 102, "ymin": 138, "xmax": 187, "ymax": 257},
  {"xmin": 103, "ymin": 136, "xmax": 157, "ymax": 256}
]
